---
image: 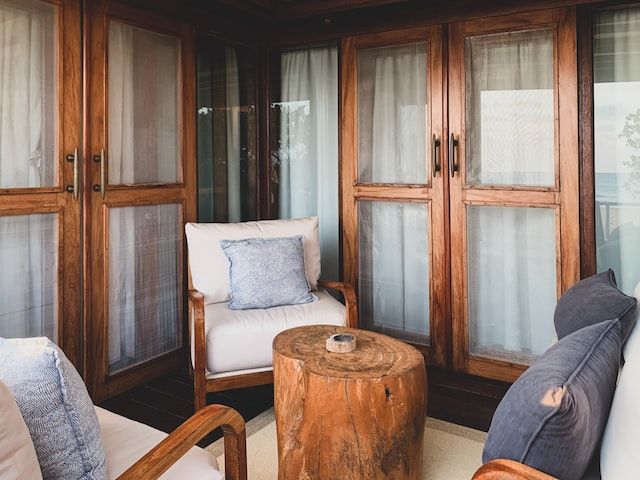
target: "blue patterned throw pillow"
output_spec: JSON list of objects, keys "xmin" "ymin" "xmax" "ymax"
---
[
  {"xmin": 0, "ymin": 337, "xmax": 107, "ymax": 480},
  {"xmin": 220, "ymin": 236, "xmax": 316, "ymax": 310}
]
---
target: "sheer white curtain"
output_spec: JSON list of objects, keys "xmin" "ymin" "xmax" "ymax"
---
[
  {"xmin": 225, "ymin": 47, "xmax": 242, "ymax": 222},
  {"xmin": 107, "ymin": 22, "xmax": 181, "ymax": 371},
  {"xmin": 278, "ymin": 46, "xmax": 339, "ymax": 280},
  {"xmin": 594, "ymin": 7, "xmax": 640, "ymax": 294},
  {"xmin": 0, "ymin": 1, "xmax": 56, "ymax": 340},
  {"xmin": 465, "ymin": 30, "xmax": 557, "ymax": 360},
  {"xmin": 358, "ymin": 43, "xmax": 429, "ymax": 337}
]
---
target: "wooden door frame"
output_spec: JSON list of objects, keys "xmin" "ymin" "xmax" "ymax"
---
[
  {"xmin": 341, "ymin": 25, "xmax": 448, "ymax": 367},
  {"xmin": 84, "ymin": 0, "xmax": 196, "ymax": 400},
  {"xmin": 448, "ymin": 7, "xmax": 580, "ymax": 382},
  {"xmin": 0, "ymin": 0, "xmax": 83, "ymax": 369}
]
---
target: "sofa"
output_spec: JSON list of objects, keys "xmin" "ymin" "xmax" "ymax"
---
[
  {"xmin": 473, "ymin": 280, "xmax": 640, "ymax": 480},
  {"xmin": 0, "ymin": 377, "xmax": 246, "ymax": 480}
]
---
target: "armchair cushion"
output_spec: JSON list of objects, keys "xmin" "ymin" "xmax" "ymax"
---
[
  {"xmin": 186, "ymin": 217, "xmax": 321, "ymax": 305},
  {"xmin": 203, "ymin": 290, "xmax": 345, "ymax": 373},
  {"xmin": 96, "ymin": 407, "xmax": 222, "ymax": 480},
  {"xmin": 0, "ymin": 380, "xmax": 42, "ymax": 480},
  {"xmin": 0, "ymin": 337, "xmax": 106, "ymax": 480},
  {"xmin": 220, "ymin": 236, "xmax": 315, "ymax": 310}
]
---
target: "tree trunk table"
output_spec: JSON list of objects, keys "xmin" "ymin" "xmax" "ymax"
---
[{"xmin": 273, "ymin": 325, "xmax": 427, "ymax": 480}]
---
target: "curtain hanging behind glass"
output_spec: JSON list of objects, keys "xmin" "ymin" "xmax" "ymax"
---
[
  {"xmin": 0, "ymin": 0, "xmax": 57, "ymax": 340},
  {"xmin": 275, "ymin": 45, "xmax": 339, "ymax": 280},
  {"xmin": 594, "ymin": 7, "xmax": 640, "ymax": 294}
]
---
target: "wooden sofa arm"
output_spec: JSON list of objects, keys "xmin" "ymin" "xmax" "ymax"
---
[
  {"xmin": 318, "ymin": 280, "xmax": 358, "ymax": 329},
  {"xmin": 472, "ymin": 460, "xmax": 556, "ymax": 480},
  {"xmin": 188, "ymin": 290, "xmax": 208, "ymax": 411},
  {"xmin": 117, "ymin": 404, "xmax": 247, "ymax": 480}
]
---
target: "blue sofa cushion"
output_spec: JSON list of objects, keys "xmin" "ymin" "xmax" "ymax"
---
[
  {"xmin": 220, "ymin": 236, "xmax": 315, "ymax": 310},
  {"xmin": 483, "ymin": 319, "xmax": 621, "ymax": 480},
  {"xmin": 554, "ymin": 269, "xmax": 637, "ymax": 344},
  {"xmin": 0, "ymin": 337, "xmax": 107, "ymax": 480}
]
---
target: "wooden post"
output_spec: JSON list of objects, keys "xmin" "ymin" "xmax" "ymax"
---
[{"xmin": 273, "ymin": 325, "xmax": 427, "ymax": 480}]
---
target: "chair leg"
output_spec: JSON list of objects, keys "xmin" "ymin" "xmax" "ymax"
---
[{"xmin": 194, "ymin": 370, "xmax": 207, "ymax": 412}]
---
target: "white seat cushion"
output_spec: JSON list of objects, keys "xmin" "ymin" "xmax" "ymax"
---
[
  {"xmin": 600, "ymin": 282, "xmax": 640, "ymax": 479},
  {"xmin": 0, "ymin": 380, "xmax": 42, "ymax": 480},
  {"xmin": 186, "ymin": 217, "xmax": 321, "ymax": 305},
  {"xmin": 96, "ymin": 406, "xmax": 223, "ymax": 480},
  {"xmin": 204, "ymin": 290, "xmax": 345, "ymax": 374}
]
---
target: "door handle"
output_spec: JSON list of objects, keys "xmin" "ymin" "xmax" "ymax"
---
[
  {"xmin": 432, "ymin": 134, "xmax": 441, "ymax": 178},
  {"xmin": 92, "ymin": 149, "xmax": 105, "ymax": 199},
  {"xmin": 449, "ymin": 133, "xmax": 459, "ymax": 178},
  {"xmin": 65, "ymin": 147, "xmax": 80, "ymax": 199}
]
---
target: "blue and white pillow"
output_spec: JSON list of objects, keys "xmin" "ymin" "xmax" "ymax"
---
[
  {"xmin": 220, "ymin": 236, "xmax": 316, "ymax": 310},
  {"xmin": 0, "ymin": 337, "xmax": 107, "ymax": 480}
]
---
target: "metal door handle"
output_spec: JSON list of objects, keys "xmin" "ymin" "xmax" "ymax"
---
[
  {"xmin": 432, "ymin": 134, "xmax": 441, "ymax": 178},
  {"xmin": 449, "ymin": 133, "xmax": 459, "ymax": 178},
  {"xmin": 93, "ymin": 149, "xmax": 105, "ymax": 198},
  {"xmin": 65, "ymin": 147, "xmax": 79, "ymax": 199}
]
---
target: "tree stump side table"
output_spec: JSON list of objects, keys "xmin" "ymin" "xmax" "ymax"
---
[{"xmin": 273, "ymin": 325, "xmax": 427, "ymax": 480}]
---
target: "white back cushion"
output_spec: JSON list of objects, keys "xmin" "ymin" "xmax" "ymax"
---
[
  {"xmin": 600, "ymin": 282, "xmax": 640, "ymax": 479},
  {"xmin": 186, "ymin": 217, "xmax": 321, "ymax": 305},
  {"xmin": 0, "ymin": 380, "xmax": 43, "ymax": 480}
]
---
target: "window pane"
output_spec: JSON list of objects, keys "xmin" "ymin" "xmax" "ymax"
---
[
  {"xmin": 108, "ymin": 22, "xmax": 180, "ymax": 185},
  {"xmin": 0, "ymin": 213, "xmax": 57, "ymax": 340},
  {"xmin": 359, "ymin": 201, "xmax": 429, "ymax": 344},
  {"xmin": 594, "ymin": 8, "xmax": 640, "ymax": 294},
  {"xmin": 108, "ymin": 204, "xmax": 182, "ymax": 373},
  {"xmin": 197, "ymin": 44, "xmax": 258, "ymax": 223},
  {"xmin": 0, "ymin": 0, "xmax": 56, "ymax": 188},
  {"xmin": 271, "ymin": 46, "xmax": 340, "ymax": 280},
  {"xmin": 357, "ymin": 42, "xmax": 428, "ymax": 184},
  {"xmin": 465, "ymin": 29, "xmax": 555, "ymax": 187},
  {"xmin": 467, "ymin": 206, "xmax": 557, "ymax": 363}
]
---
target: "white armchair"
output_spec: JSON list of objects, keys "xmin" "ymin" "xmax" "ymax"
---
[{"xmin": 185, "ymin": 217, "xmax": 358, "ymax": 411}]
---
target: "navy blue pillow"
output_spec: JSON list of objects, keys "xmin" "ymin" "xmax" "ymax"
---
[
  {"xmin": 483, "ymin": 319, "xmax": 621, "ymax": 480},
  {"xmin": 554, "ymin": 269, "xmax": 637, "ymax": 344}
]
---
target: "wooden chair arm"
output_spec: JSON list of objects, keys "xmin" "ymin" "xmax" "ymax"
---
[
  {"xmin": 318, "ymin": 280, "xmax": 358, "ymax": 329},
  {"xmin": 117, "ymin": 404, "xmax": 247, "ymax": 480},
  {"xmin": 188, "ymin": 290, "xmax": 207, "ymax": 411},
  {"xmin": 472, "ymin": 460, "xmax": 557, "ymax": 480}
]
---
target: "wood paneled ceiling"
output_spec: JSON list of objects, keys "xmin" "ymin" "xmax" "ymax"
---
[{"xmin": 210, "ymin": 0, "xmax": 410, "ymax": 19}]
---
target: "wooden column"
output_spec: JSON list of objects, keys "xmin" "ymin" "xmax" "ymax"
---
[{"xmin": 273, "ymin": 325, "xmax": 427, "ymax": 480}]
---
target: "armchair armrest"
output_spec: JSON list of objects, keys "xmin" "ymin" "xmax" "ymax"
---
[
  {"xmin": 472, "ymin": 460, "xmax": 557, "ymax": 480},
  {"xmin": 318, "ymin": 280, "xmax": 358, "ymax": 329},
  {"xmin": 117, "ymin": 404, "xmax": 247, "ymax": 480},
  {"xmin": 188, "ymin": 290, "xmax": 207, "ymax": 411}
]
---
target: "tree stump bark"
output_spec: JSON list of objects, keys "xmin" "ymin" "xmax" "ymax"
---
[{"xmin": 273, "ymin": 325, "xmax": 427, "ymax": 480}]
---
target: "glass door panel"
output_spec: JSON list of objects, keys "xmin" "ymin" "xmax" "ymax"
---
[
  {"xmin": 594, "ymin": 7, "xmax": 640, "ymax": 294},
  {"xmin": 359, "ymin": 201, "xmax": 430, "ymax": 345},
  {"xmin": 357, "ymin": 42, "xmax": 428, "ymax": 184},
  {"xmin": 0, "ymin": 0, "xmax": 82, "ymax": 367},
  {"xmin": 467, "ymin": 206, "xmax": 557, "ymax": 363},
  {"xmin": 87, "ymin": 0, "xmax": 195, "ymax": 399},
  {"xmin": 449, "ymin": 9, "xmax": 579, "ymax": 382},
  {"xmin": 464, "ymin": 29, "xmax": 555, "ymax": 187},
  {"xmin": 342, "ymin": 26, "xmax": 447, "ymax": 366}
]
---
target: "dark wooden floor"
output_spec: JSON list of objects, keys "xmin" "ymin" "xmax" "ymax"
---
[
  {"xmin": 98, "ymin": 366, "xmax": 507, "ymax": 448},
  {"xmin": 99, "ymin": 369, "xmax": 274, "ymax": 446}
]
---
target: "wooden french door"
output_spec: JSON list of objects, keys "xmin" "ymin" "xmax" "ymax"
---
[
  {"xmin": 86, "ymin": 0, "xmax": 196, "ymax": 399},
  {"xmin": 448, "ymin": 8, "xmax": 579, "ymax": 381},
  {"xmin": 341, "ymin": 26, "xmax": 448, "ymax": 366},
  {"xmin": 342, "ymin": 8, "xmax": 580, "ymax": 382},
  {"xmin": 0, "ymin": 0, "xmax": 83, "ymax": 368}
]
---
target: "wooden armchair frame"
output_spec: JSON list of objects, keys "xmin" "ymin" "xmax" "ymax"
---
[
  {"xmin": 117, "ymin": 404, "xmax": 247, "ymax": 480},
  {"xmin": 189, "ymin": 280, "xmax": 358, "ymax": 411},
  {"xmin": 472, "ymin": 460, "xmax": 557, "ymax": 480}
]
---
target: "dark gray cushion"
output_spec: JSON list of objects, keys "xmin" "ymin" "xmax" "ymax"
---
[
  {"xmin": 483, "ymin": 320, "xmax": 621, "ymax": 480},
  {"xmin": 554, "ymin": 270, "xmax": 637, "ymax": 344}
]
